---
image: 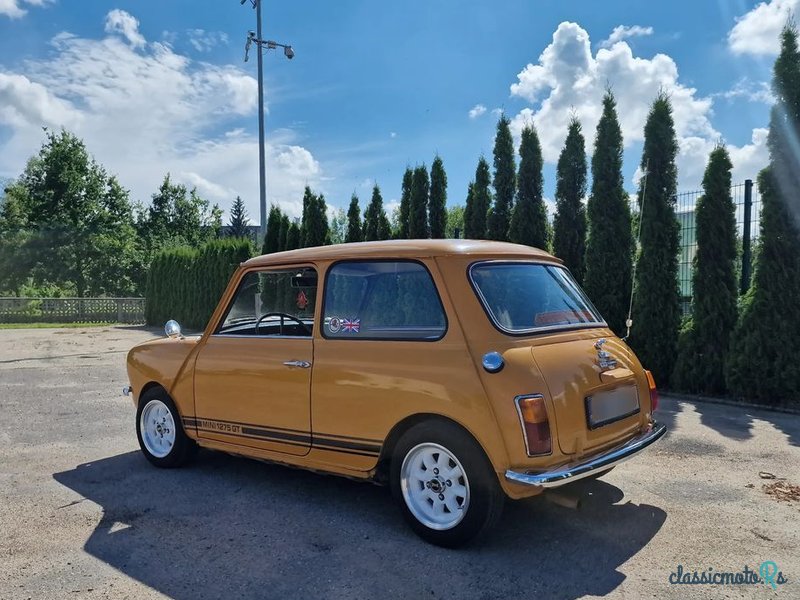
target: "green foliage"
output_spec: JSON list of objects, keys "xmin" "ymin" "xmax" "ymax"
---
[
  {"xmin": 584, "ymin": 91, "xmax": 634, "ymax": 335},
  {"xmin": 397, "ymin": 168, "xmax": 412, "ymax": 239},
  {"xmin": 145, "ymin": 237, "xmax": 253, "ymax": 330},
  {"xmin": 429, "ymin": 156, "xmax": 447, "ymax": 239},
  {"xmin": 303, "ymin": 192, "xmax": 330, "ymax": 247},
  {"xmin": 446, "ymin": 205, "xmax": 465, "ymax": 239},
  {"xmin": 629, "ymin": 93, "xmax": 681, "ymax": 387},
  {"xmin": 409, "ymin": 165, "xmax": 430, "ymax": 238},
  {"xmin": 262, "ymin": 205, "xmax": 283, "ymax": 254},
  {"xmin": 300, "ymin": 186, "xmax": 314, "ymax": 244},
  {"xmin": 363, "ymin": 184, "xmax": 391, "ymax": 241},
  {"xmin": 286, "ymin": 222, "xmax": 301, "ymax": 250},
  {"xmin": 552, "ymin": 117, "xmax": 588, "ymax": 283},
  {"xmin": 509, "ymin": 124, "xmax": 549, "ymax": 249},
  {"xmin": 727, "ymin": 25, "xmax": 800, "ymax": 406},
  {"xmin": 488, "ymin": 115, "xmax": 516, "ymax": 241},
  {"xmin": 278, "ymin": 213, "xmax": 290, "ymax": 251},
  {"xmin": 346, "ymin": 193, "xmax": 363, "ymax": 243},
  {"xmin": 328, "ymin": 207, "xmax": 347, "ymax": 245},
  {"xmin": 672, "ymin": 147, "xmax": 737, "ymax": 394},
  {"xmin": 464, "ymin": 157, "xmax": 492, "ymax": 239},
  {"xmin": 227, "ymin": 195, "xmax": 249, "ymax": 238}
]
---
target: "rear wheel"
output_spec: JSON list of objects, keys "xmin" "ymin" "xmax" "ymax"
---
[
  {"xmin": 136, "ymin": 388, "xmax": 196, "ymax": 468},
  {"xmin": 391, "ymin": 421, "xmax": 504, "ymax": 547}
]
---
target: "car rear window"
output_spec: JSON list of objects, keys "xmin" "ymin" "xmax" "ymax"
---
[
  {"xmin": 469, "ymin": 262, "xmax": 604, "ymax": 334},
  {"xmin": 323, "ymin": 261, "xmax": 447, "ymax": 340}
]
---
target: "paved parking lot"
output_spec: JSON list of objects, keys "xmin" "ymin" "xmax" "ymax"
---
[{"xmin": 1, "ymin": 326, "xmax": 798, "ymax": 599}]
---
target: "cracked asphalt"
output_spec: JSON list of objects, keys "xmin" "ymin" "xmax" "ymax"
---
[{"xmin": 1, "ymin": 326, "xmax": 798, "ymax": 599}]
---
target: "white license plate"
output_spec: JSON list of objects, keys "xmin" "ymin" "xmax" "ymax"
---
[{"xmin": 586, "ymin": 385, "xmax": 640, "ymax": 429}]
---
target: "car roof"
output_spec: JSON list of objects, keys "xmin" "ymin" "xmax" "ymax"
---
[{"xmin": 242, "ymin": 239, "xmax": 560, "ymax": 267}]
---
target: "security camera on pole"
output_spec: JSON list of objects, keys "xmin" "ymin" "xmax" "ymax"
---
[{"xmin": 240, "ymin": 0, "xmax": 295, "ymax": 242}]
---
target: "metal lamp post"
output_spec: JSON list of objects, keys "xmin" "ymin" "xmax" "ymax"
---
[{"xmin": 241, "ymin": 0, "xmax": 294, "ymax": 242}]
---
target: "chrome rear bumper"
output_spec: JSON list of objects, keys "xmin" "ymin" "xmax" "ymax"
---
[{"xmin": 505, "ymin": 421, "xmax": 667, "ymax": 488}]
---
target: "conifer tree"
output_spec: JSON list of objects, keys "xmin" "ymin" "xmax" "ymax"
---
[
  {"xmin": 628, "ymin": 93, "xmax": 681, "ymax": 386},
  {"xmin": 409, "ymin": 165, "xmax": 430, "ymax": 238},
  {"xmin": 462, "ymin": 182, "xmax": 475, "ymax": 238},
  {"xmin": 552, "ymin": 117, "xmax": 588, "ymax": 282},
  {"xmin": 286, "ymin": 222, "xmax": 301, "ymax": 250},
  {"xmin": 228, "ymin": 195, "xmax": 249, "ymax": 238},
  {"xmin": 727, "ymin": 24, "xmax": 800, "ymax": 405},
  {"xmin": 672, "ymin": 146, "xmax": 737, "ymax": 394},
  {"xmin": 488, "ymin": 115, "xmax": 516, "ymax": 241},
  {"xmin": 346, "ymin": 193, "xmax": 363, "ymax": 243},
  {"xmin": 584, "ymin": 91, "xmax": 634, "ymax": 334},
  {"xmin": 363, "ymin": 184, "xmax": 391, "ymax": 241},
  {"xmin": 262, "ymin": 205, "xmax": 283, "ymax": 254},
  {"xmin": 464, "ymin": 157, "xmax": 492, "ymax": 239},
  {"xmin": 278, "ymin": 213, "xmax": 290, "ymax": 251},
  {"xmin": 509, "ymin": 124, "xmax": 549, "ymax": 249},
  {"xmin": 303, "ymin": 193, "xmax": 329, "ymax": 247},
  {"xmin": 429, "ymin": 156, "xmax": 447, "ymax": 239},
  {"xmin": 397, "ymin": 168, "xmax": 413, "ymax": 239},
  {"xmin": 299, "ymin": 186, "xmax": 314, "ymax": 245}
]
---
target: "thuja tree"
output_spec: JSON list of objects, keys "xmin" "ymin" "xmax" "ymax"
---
[
  {"xmin": 346, "ymin": 193, "xmax": 363, "ymax": 242},
  {"xmin": 303, "ymin": 192, "xmax": 329, "ymax": 247},
  {"xmin": 429, "ymin": 156, "xmax": 447, "ymax": 239},
  {"xmin": 509, "ymin": 124, "xmax": 549, "ymax": 249},
  {"xmin": 397, "ymin": 167, "xmax": 412, "ymax": 239},
  {"xmin": 409, "ymin": 165, "xmax": 430, "ymax": 238},
  {"xmin": 672, "ymin": 146, "xmax": 737, "ymax": 394},
  {"xmin": 363, "ymin": 184, "xmax": 391, "ymax": 241},
  {"xmin": 464, "ymin": 157, "xmax": 492, "ymax": 239},
  {"xmin": 261, "ymin": 205, "xmax": 283, "ymax": 254},
  {"xmin": 552, "ymin": 117, "xmax": 587, "ymax": 282},
  {"xmin": 488, "ymin": 114, "xmax": 516, "ymax": 241},
  {"xmin": 583, "ymin": 91, "xmax": 634, "ymax": 335},
  {"xmin": 628, "ymin": 93, "xmax": 681, "ymax": 387},
  {"xmin": 727, "ymin": 24, "xmax": 800, "ymax": 406}
]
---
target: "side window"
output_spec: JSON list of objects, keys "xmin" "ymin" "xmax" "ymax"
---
[
  {"xmin": 217, "ymin": 267, "xmax": 317, "ymax": 337},
  {"xmin": 323, "ymin": 261, "xmax": 447, "ymax": 340}
]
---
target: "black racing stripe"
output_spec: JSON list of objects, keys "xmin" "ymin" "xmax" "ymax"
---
[
  {"xmin": 312, "ymin": 445, "xmax": 382, "ymax": 458},
  {"xmin": 189, "ymin": 415, "xmax": 381, "ymax": 444},
  {"xmin": 312, "ymin": 436, "xmax": 381, "ymax": 454},
  {"xmin": 241, "ymin": 426, "xmax": 310, "ymax": 444},
  {"xmin": 194, "ymin": 427, "xmax": 310, "ymax": 448}
]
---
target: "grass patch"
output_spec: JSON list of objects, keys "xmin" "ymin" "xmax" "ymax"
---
[{"xmin": 0, "ymin": 322, "xmax": 118, "ymax": 329}]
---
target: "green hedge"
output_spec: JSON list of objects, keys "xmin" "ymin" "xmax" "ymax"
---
[{"xmin": 146, "ymin": 238, "xmax": 254, "ymax": 330}]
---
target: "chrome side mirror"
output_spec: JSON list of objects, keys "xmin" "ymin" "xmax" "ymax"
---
[{"xmin": 165, "ymin": 319, "xmax": 182, "ymax": 339}]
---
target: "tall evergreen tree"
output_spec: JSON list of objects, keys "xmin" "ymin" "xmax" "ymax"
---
[
  {"xmin": 628, "ymin": 93, "xmax": 681, "ymax": 387},
  {"xmin": 346, "ymin": 193, "xmax": 363, "ymax": 243},
  {"xmin": 727, "ymin": 24, "xmax": 800, "ymax": 405},
  {"xmin": 409, "ymin": 165, "xmax": 430, "ymax": 238},
  {"xmin": 583, "ymin": 91, "xmax": 634, "ymax": 334},
  {"xmin": 552, "ymin": 117, "xmax": 588, "ymax": 282},
  {"xmin": 464, "ymin": 157, "xmax": 492, "ymax": 239},
  {"xmin": 303, "ymin": 193, "xmax": 329, "ymax": 247},
  {"xmin": 286, "ymin": 222, "xmax": 301, "ymax": 250},
  {"xmin": 672, "ymin": 146, "xmax": 737, "ymax": 394},
  {"xmin": 462, "ymin": 182, "xmax": 475, "ymax": 238},
  {"xmin": 299, "ymin": 185, "xmax": 314, "ymax": 245},
  {"xmin": 509, "ymin": 124, "xmax": 549, "ymax": 249},
  {"xmin": 278, "ymin": 213, "xmax": 290, "ymax": 251},
  {"xmin": 429, "ymin": 155, "xmax": 447, "ymax": 239},
  {"xmin": 488, "ymin": 114, "xmax": 516, "ymax": 241},
  {"xmin": 397, "ymin": 168, "xmax": 413, "ymax": 239},
  {"xmin": 363, "ymin": 184, "xmax": 391, "ymax": 241},
  {"xmin": 262, "ymin": 205, "xmax": 283, "ymax": 254},
  {"xmin": 228, "ymin": 195, "xmax": 249, "ymax": 238}
]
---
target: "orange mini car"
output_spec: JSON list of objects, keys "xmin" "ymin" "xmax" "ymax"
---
[{"xmin": 124, "ymin": 240, "xmax": 665, "ymax": 546}]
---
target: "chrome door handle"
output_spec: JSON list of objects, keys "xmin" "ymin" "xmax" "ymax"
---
[{"xmin": 282, "ymin": 360, "xmax": 311, "ymax": 369}]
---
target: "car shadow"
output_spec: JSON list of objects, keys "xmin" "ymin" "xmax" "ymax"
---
[{"xmin": 54, "ymin": 451, "xmax": 666, "ymax": 599}]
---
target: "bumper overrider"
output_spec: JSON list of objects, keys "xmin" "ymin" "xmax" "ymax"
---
[{"xmin": 505, "ymin": 421, "xmax": 667, "ymax": 488}]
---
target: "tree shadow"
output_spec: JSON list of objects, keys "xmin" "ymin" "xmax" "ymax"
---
[
  {"xmin": 653, "ymin": 395, "xmax": 682, "ymax": 437},
  {"xmin": 54, "ymin": 451, "xmax": 666, "ymax": 599},
  {"xmin": 685, "ymin": 397, "xmax": 800, "ymax": 447}
]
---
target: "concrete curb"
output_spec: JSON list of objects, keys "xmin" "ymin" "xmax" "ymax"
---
[{"xmin": 661, "ymin": 392, "xmax": 800, "ymax": 416}]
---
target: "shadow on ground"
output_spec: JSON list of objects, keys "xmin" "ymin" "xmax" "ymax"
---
[{"xmin": 54, "ymin": 451, "xmax": 666, "ymax": 599}]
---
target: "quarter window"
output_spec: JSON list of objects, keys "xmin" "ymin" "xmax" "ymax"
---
[{"xmin": 323, "ymin": 261, "xmax": 446, "ymax": 340}]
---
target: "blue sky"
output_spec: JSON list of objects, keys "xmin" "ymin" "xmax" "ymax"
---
[{"xmin": 0, "ymin": 0, "xmax": 786, "ymax": 222}]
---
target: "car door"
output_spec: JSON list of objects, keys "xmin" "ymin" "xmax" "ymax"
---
[{"xmin": 192, "ymin": 265, "xmax": 318, "ymax": 456}]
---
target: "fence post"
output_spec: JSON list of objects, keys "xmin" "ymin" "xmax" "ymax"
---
[{"xmin": 741, "ymin": 179, "xmax": 754, "ymax": 295}]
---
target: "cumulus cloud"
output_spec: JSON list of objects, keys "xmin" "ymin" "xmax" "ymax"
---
[
  {"xmin": 728, "ymin": 0, "xmax": 798, "ymax": 56},
  {"xmin": 600, "ymin": 25, "xmax": 653, "ymax": 49},
  {"xmin": 187, "ymin": 29, "xmax": 229, "ymax": 53},
  {"xmin": 0, "ymin": 0, "xmax": 50, "ymax": 19},
  {"xmin": 714, "ymin": 78, "xmax": 774, "ymax": 104},
  {"xmin": 468, "ymin": 104, "xmax": 487, "ymax": 119},
  {"xmin": 508, "ymin": 21, "xmax": 768, "ymax": 189},
  {"xmin": 0, "ymin": 10, "xmax": 321, "ymax": 219}
]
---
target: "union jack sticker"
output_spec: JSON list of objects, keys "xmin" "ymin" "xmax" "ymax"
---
[{"xmin": 342, "ymin": 318, "xmax": 360, "ymax": 333}]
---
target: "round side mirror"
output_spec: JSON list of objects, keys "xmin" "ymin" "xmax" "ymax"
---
[{"xmin": 165, "ymin": 320, "xmax": 182, "ymax": 339}]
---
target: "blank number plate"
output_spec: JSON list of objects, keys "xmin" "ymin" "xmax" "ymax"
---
[{"xmin": 586, "ymin": 385, "xmax": 640, "ymax": 429}]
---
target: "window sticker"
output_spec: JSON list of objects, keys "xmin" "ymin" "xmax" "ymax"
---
[
  {"xmin": 328, "ymin": 316, "xmax": 342, "ymax": 333},
  {"xmin": 342, "ymin": 318, "xmax": 361, "ymax": 333}
]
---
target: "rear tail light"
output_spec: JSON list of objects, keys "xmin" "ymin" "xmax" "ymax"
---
[
  {"xmin": 645, "ymin": 370, "xmax": 659, "ymax": 413},
  {"xmin": 515, "ymin": 395, "xmax": 551, "ymax": 455}
]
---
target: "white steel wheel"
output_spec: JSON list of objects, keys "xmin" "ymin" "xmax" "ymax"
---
[
  {"xmin": 140, "ymin": 399, "xmax": 176, "ymax": 459},
  {"xmin": 400, "ymin": 442, "xmax": 471, "ymax": 531}
]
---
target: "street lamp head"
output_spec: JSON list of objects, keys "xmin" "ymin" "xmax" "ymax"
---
[{"xmin": 284, "ymin": 45, "xmax": 295, "ymax": 60}]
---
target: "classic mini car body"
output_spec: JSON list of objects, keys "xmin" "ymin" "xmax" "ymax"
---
[{"xmin": 125, "ymin": 240, "xmax": 665, "ymax": 546}]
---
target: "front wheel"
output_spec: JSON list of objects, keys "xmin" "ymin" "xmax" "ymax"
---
[
  {"xmin": 391, "ymin": 421, "xmax": 504, "ymax": 547},
  {"xmin": 136, "ymin": 388, "xmax": 196, "ymax": 468}
]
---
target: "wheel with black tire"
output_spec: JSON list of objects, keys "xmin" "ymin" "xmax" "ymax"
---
[
  {"xmin": 390, "ymin": 421, "xmax": 505, "ymax": 547},
  {"xmin": 136, "ymin": 388, "xmax": 197, "ymax": 468}
]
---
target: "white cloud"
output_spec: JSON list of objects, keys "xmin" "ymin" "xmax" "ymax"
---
[
  {"xmin": 600, "ymin": 25, "xmax": 654, "ymax": 49},
  {"xmin": 0, "ymin": 10, "xmax": 321, "ymax": 220},
  {"xmin": 508, "ymin": 21, "xmax": 768, "ymax": 189},
  {"xmin": 468, "ymin": 104, "xmax": 487, "ymax": 119},
  {"xmin": 714, "ymin": 78, "xmax": 774, "ymax": 104},
  {"xmin": 0, "ymin": 0, "xmax": 50, "ymax": 19},
  {"xmin": 104, "ymin": 9, "xmax": 145, "ymax": 48},
  {"xmin": 187, "ymin": 29, "xmax": 229, "ymax": 53},
  {"xmin": 728, "ymin": 0, "xmax": 798, "ymax": 56}
]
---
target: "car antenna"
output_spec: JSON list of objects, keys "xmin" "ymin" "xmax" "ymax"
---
[{"xmin": 622, "ymin": 158, "xmax": 649, "ymax": 342}]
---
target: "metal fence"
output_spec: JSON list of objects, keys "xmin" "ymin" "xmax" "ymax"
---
[
  {"xmin": 0, "ymin": 297, "xmax": 146, "ymax": 324},
  {"xmin": 675, "ymin": 179, "xmax": 760, "ymax": 314}
]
